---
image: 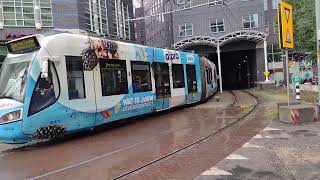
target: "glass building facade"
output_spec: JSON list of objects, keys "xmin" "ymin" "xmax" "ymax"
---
[{"xmin": 0, "ymin": 0, "xmax": 134, "ymax": 63}]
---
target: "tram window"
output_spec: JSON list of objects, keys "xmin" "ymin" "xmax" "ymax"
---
[
  {"xmin": 186, "ymin": 65, "xmax": 197, "ymax": 93},
  {"xmin": 207, "ymin": 68, "xmax": 212, "ymax": 84},
  {"xmin": 206, "ymin": 69, "xmax": 210, "ymax": 84},
  {"xmin": 153, "ymin": 62, "xmax": 171, "ymax": 99},
  {"xmin": 66, "ymin": 56, "xmax": 86, "ymax": 100},
  {"xmin": 100, "ymin": 59, "xmax": 128, "ymax": 96},
  {"xmin": 172, "ymin": 64, "xmax": 185, "ymax": 88},
  {"xmin": 131, "ymin": 61, "xmax": 152, "ymax": 93},
  {"xmin": 29, "ymin": 62, "xmax": 60, "ymax": 116}
]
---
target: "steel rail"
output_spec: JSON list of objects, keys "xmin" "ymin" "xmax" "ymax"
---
[
  {"xmin": 113, "ymin": 90, "xmax": 259, "ymax": 180},
  {"xmin": 0, "ymin": 91, "xmax": 237, "ymax": 154}
]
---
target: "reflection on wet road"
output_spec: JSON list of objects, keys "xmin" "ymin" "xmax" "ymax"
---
[{"xmin": 0, "ymin": 91, "xmax": 269, "ymax": 180}]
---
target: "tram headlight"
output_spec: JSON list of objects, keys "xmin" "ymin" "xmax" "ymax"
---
[{"xmin": 0, "ymin": 110, "xmax": 22, "ymax": 123}]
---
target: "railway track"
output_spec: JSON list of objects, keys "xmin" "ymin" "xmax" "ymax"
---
[
  {"xmin": 113, "ymin": 90, "xmax": 259, "ymax": 179},
  {"xmin": 1, "ymin": 91, "xmax": 239, "ymax": 154},
  {"xmin": 0, "ymin": 90, "xmax": 260, "ymax": 180}
]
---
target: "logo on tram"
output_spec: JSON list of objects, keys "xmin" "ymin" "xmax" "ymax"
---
[{"xmin": 165, "ymin": 51, "xmax": 180, "ymax": 63}]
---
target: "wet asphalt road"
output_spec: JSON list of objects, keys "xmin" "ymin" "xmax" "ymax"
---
[{"xmin": 0, "ymin": 91, "xmax": 270, "ymax": 180}]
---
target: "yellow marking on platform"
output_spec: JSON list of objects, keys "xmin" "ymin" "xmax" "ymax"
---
[
  {"xmin": 191, "ymin": 104, "xmax": 225, "ymax": 109},
  {"xmin": 239, "ymin": 105, "xmax": 252, "ymax": 109}
]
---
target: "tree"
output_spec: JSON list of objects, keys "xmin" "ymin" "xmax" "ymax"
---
[{"xmin": 285, "ymin": 0, "xmax": 316, "ymax": 57}]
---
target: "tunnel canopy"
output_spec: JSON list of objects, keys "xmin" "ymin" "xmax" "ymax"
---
[{"xmin": 173, "ymin": 30, "xmax": 268, "ymax": 50}]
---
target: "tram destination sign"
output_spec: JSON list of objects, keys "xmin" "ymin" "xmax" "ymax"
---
[{"xmin": 7, "ymin": 36, "xmax": 40, "ymax": 54}]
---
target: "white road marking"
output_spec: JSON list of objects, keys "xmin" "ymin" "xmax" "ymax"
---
[
  {"xmin": 263, "ymin": 127, "xmax": 283, "ymax": 131},
  {"xmin": 225, "ymin": 154, "xmax": 248, "ymax": 160},
  {"xmin": 201, "ymin": 167, "xmax": 232, "ymax": 176},
  {"xmin": 265, "ymin": 135, "xmax": 275, "ymax": 139},
  {"xmin": 242, "ymin": 143, "xmax": 261, "ymax": 148},
  {"xmin": 253, "ymin": 134, "xmax": 263, "ymax": 139}
]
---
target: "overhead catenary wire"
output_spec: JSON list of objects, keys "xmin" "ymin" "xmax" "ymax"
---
[{"xmin": 127, "ymin": 0, "xmax": 243, "ymax": 22}]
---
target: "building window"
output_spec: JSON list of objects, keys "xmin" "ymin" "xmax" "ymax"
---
[
  {"xmin": 274, "ymin": 21, "xmax": 278, "ymax": 34},
  {"xmin": 272, "ymin": 0, "xmax": 280, "ymax": 10},
  {"xmin": 177, "ymin": 0, "xmax": 191, "ymax": 10},
  {"xmin": 66, "ymin": 56, "xmax": 86, "ymax": 100},
  {"xmin": 179, "ymin": 23, "xmax": 193, "ymax": 37},
  {"xmin": 172, "ymin": 64, "xmax": 185, "ymax": 89},
  {"xmin": 114, "ymin": 1, "xmax": 131, "ymax": 40},
  {"xmin": 131, "ymin": 61, "xmax": 152, "ymax": 93},
  {"xmin": 2, "ymin": 0, "xmax": 53, "ymax": 27},
  {"xmin": 100, "ymin": 59, "xmax": 128, "ymax": 96},
  {"xmin": 242, "ymin": 14, "xmax": 259, "ymax": 29},
  {"xmin": 85, "ymin": 0, "xmax": 109, "ymax": 36},
  {"xmin": 264, "ymin": 0, "xmax": 268, "ymax": 11},
  {"xmin": 39, "ymin": 0, "xmax": 53, "ymax": 27},
  {"xmin": 210, "ymin": 18, "xmax": 224, "ymax": 33}
]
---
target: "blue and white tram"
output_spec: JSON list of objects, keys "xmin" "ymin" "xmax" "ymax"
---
[{"xmin": 0, "ymin": 33, "xmax": 218, "ymax": 143}]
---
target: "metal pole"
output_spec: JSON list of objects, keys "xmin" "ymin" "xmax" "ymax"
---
[
  {"xmin": 264, "ymin": 40, "xmax": 269, "ymax": 81},
  {"xmin": 217, "ymin": 44, "xmax": 223, "ymax": 93},
  {"xmin": 272, "ymin": 44, "xmax": 275, "ymax": 82},
  {"xmin": 316, "ymin": 0, "xmax": 320, "ymax": 105},
  {"xmin": 286, "ymin": 50, "xmax": 290, "ymax": 106}
]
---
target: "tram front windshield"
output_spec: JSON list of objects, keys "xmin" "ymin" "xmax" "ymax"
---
[{"xmin": 0, "ymin": 52, "xmax": 37, "ymax": 102}]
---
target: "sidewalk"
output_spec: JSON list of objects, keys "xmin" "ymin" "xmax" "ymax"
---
[
  {"xmin": 195, "ymin": 120, "xmax": 320, "ymax": 180},
  {"xmin": 195, "ymin": 90, "xmax": 320, "ymax": 180}
]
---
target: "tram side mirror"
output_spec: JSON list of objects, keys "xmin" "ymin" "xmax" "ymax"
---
[
  {"xmin": 40, "ymin": 56, "xmax": 61, "ymax": 79},
  {"xmin": 41, "ymin": 59, "xmax": 49, "ymax": 79}
]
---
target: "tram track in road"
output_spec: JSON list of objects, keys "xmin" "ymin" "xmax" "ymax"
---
[
  {"xmin": 1, "ymin": 91, "xmax": 239, "ymax": 155},
  {"xmin": 0, "ymin": 91, "xmax": 251, "ymax": 180},
  {"xmin": 113, "ymin": 90, "xmax": 259, "ymax": 180},
  {"xmin": 25, "ymin": 91, "xmax": 240, "ymax": 179}
]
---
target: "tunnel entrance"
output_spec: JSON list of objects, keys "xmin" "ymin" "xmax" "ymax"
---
[
  {"xmin": 210, "ymin": 49, "xmax": 257, "ymax": 90},
  {"xmin": 173, "ymin": 30, "xmax": 268, "ymax": 92}
]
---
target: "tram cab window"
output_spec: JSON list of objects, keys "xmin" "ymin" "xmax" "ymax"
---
[
  {"xmin": 29, "ymin": 62, "xmax": 60, "ymax": 116},
  {"xmin": 100, "ymin": 59, "xmax": 128, "ymax": 96},
  {"xmin": 66, "ymin": 56, "xmax": 86, "ymax": 100},
  {"xmin": 186, "ymin": 65, "xmax": 197, "ymax": 93},
  {"xmin": 172, "ymin": 64, "xmax": 185, "ymax": 88},
  {"xmin": 131, "ymin": 61, "xmax": 152, "ymax": 93}
]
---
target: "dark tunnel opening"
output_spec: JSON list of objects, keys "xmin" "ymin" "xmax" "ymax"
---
[{"xmin": 209, "ymin": 49, "xmax": 257, "ymax": 90}]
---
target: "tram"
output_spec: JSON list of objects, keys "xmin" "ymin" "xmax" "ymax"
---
[{"xmin": 0, "ymin": 33, "xmax": 218, "ymax": 144}]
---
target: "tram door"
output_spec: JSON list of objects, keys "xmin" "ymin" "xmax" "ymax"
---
[
  {"xmin": 153, "ymin": 62, "xmax": 171, "ymax": 110},
  {"xmin": 186, "ymin": 64, "xmax": 198, "ymax": 103}
]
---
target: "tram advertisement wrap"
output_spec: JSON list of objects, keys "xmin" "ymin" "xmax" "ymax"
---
[{"xmin": 99, "ymin": 93, "xmax": 156, "ymax": 121}]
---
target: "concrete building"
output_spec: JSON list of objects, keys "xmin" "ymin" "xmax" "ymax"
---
[
  {"xmin": 0, "ymin": 0, "xmax": 135, "ymax": 67},
  {"xmin": 135, "ymin": 6, "xmax": 146, "ymax": 45},
  {"xmin": 143, "ymin": 0, "xmax": 174, "ymax": 48},
  {"xmin": 144, "ymin": 0, "xmax": 281, "ymax": 90}
]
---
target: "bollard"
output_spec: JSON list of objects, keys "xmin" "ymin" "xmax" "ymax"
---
[{"xmin": 295, "ymin": 83, "xmax": 301, "ymax": 101}]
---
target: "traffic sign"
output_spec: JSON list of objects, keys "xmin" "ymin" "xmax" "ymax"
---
[
  {"xmin": 263, "ymin": 71, "xmax": 270, "ymax": 77},
  {"xmin": 293, "ymin": 76, "xmax": 301, "ymax": 83},
  {"xmin": 305, "ymin": 72, "xmax": 310, "ymax": 78},
  {"xmin": 278, "ymin": 1, "xmax": 294, "ymax": 49},
  {"xmin": 288, "ymin": 60, "xmax": 294, "ymax": 68}
]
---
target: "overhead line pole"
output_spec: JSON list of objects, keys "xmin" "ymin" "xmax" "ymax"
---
[{"xmin": 316, "ymin": 0, "xmax": 320, "ymax": 105}]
